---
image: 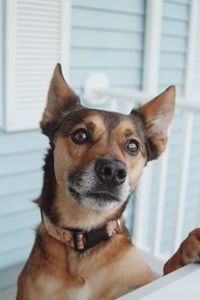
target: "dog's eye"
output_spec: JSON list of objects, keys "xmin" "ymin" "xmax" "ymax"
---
[
  {"xmin": 71, "ymin": 128, "xmax": 89, "ymax": 144},
  {"xmin": 126, "ymin": 139, "xmax": 139, "ymax": 155}
]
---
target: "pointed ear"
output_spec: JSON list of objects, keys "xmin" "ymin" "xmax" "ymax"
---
[
  {"xmin": 40, "ymin": 63, "xmax": 80, "ymax": 138},
  {"xmin": 135, "ymin": 86, "xmax": 175, "ymax": 160}
]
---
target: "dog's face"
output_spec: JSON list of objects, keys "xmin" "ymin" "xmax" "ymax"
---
[
  {"xmin": 53, "ymin": 109, "xmax": 147, "ymax": 211},
  {"xmin": 40, "ymin": 64, "xmax": 175, "ymax": 215}
]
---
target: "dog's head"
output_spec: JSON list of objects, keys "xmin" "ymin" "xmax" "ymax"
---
[{"xmin": 39, "ymin": 64, "xmax": 175, "ymax": 225}]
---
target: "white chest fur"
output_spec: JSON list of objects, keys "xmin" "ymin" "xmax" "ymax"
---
[{"xmin": 69, "ymin": 283, "xmax": 90, "ymax": 300}]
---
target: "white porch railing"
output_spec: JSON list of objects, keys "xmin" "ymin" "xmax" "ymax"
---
[
  {"xmin": 84, "ymin": 87, "xmax": 200, "ymax": 269},
  {"xmin": 120, "ymin": 263, "xmax": 200, "ymax": 300}
]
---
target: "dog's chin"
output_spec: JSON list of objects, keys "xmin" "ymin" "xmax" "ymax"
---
[{"xmin": 68, "ymin": 187, "xmax": 122, "ymax": 211}]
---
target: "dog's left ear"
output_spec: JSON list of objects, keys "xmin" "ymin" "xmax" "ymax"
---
[
  {"xmin": 133, "ymin": 86, "xmax": 175, "ymax": 160},
  {"xmin": 40, "ymin": 63, "xmax": 80, "ymax": 138}
]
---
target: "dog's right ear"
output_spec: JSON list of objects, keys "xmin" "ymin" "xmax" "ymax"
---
[
  {"xmin": 40, "ymin": 63, "xmax": 80, "ymax": 138},
  {"xmin": 133, "ymin": 86, "xmax": 175, "ymax": 161}
]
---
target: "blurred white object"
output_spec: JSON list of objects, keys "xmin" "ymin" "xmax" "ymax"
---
[{"xmin": 83, "ymin": 72, "xmax": 110, "ymax": 104}]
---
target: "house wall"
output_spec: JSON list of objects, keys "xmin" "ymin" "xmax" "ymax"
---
[
  {"xmin": 0, "ymin": 0, "xmax": 3, "ymax": 128},
  {"xmin": 159, "ymin": 0, "xmax": 190, "ymax": 96},
  {"xmin": 70, "ymin": 0, "xmax": 146, "ymax": 94}
]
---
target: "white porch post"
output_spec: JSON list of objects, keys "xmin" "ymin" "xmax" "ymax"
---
[{"xmin": 133, "ymin": 0, "xmax": 163, "ymax": 251}]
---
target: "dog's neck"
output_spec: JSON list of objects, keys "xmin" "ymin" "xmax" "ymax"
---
[{"xmin": 41, "ymin": 210, "xmax": 123, "ymax": 251}]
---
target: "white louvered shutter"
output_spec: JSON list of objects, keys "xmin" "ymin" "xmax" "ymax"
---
[{"xmin": 5, "ymin": 0, "xmax": 71, "ymax": 131}]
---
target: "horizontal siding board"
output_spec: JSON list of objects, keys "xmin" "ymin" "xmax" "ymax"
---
[
  {"xmin": 0, "ymin": 131, "xmax": 43, "ymax": 268},
  {"xmin": 0, "ymin": 286, "xmax": 17, "ymax": 300},
  {"xmin": 0, "ymin": 151, "xmax": 43, "ymax": 176},
  {"xmin": 0, "ymin": 208, "xmax": 40, "ymax": 235},
  {"xmin": 163, "ymin": 2, "xmax": 189, "ymax": 21},
  {"xmin": 72, "ymin": 8, "xmax": 145, "ymax": 32},
  {"xmin": 0, "ymin": 170, "xmax": 42, "ymax": 197},
  {"xmin": 165, "ymin": 0, "xmax": 189, "ymax": 4},
  {"xmin": 0, "ymin": 131, "xmax": 48, "ymax": 156},
  {"xmin": 161, "ymin": 35, "xmax": 187, "ymax": 52},
  {"xmin": 72, "ymin": 0, "xmax": 146, "ymax": 14},
  {"xmin": 0, "ymin": 264, "xmax": 22, "ymax": 289},
  {"xmin": 71, "ymin": 28, "xmax": 144, "ymax": 50},
  {"xmin": 160, "ymin": 69, "xmax": 185, "ymax": 84},
  {"xmin": 0, "ymin": 246, "xmax": 31, "ymax": 270},
  {"xmin": 71, "ymin": 49, "xmax": 143, "ymax": 68},
  {"xmin": 0, "ymin": 229, "xmax": 34, "ymax": 255},
  {"xmin": 0, "ymin": 0, "xmax": 3, "ymax": 129},
  {"xmin": 160, "ymin": 53, "xmax": 186, "ymax": 68},
  {"xmin": 162, "ymin": 19, "xmax": 188, "ymax": 36},
  {"xmin": 0, "ymin": 189, "xmax": 39, "ymax": 216}
]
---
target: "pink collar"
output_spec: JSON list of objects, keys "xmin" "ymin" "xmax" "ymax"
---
[{"xmin": 42, "ymin": 212, "xmax": 122, "ymax": 251}]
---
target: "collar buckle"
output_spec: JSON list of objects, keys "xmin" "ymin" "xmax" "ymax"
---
[
  {"xmin": 72, "ymin": 230, "xmax": 87, "ymax": 251},
  {"xmin": 115, "ymin": 219, "xmax": 122, "ymax": 233}
]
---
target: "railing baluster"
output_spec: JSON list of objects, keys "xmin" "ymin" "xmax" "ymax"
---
[
  {"xmin": 133, "ymin": 163, "xmax": 153, "ymax": 252},
  {"xmin": 173, "ymin": 111, "xmax": 194, "ymax": 252},
  {"xmin": 152, "ymin": 149, "xmax": 169, "ymax": 257}
]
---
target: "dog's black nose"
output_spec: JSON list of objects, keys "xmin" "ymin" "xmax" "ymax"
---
[{"xmin": 95, "ymin": 158, "xmax": 127, "ymax": 186}]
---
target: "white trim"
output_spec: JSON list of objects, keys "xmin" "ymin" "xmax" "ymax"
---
[
  {"xmin": 143, "ymin": 0, "xmax": 163, "ymax": 93},
  {"xmin": 132, "ymin": 3, "xmax": 164, "ymax": 245},
  {"xmin": 173, "ymin": 111, "xmax": 193, "ymax": 252},
  {"xmin": 152, "ymin": 149, "xmax": 169, "ymax": 256},
  {"xmin": 120, "ymin": 264, "xmax": 200, "ymax": 300},
  {"xmin": 133, "ymin": 163, "xmax": 153, "ymax": 250},
  {"xmin": 184, "ymin": 0, "xmax": 200, "ymax": 98},
  {"xmin": 0, "ymin": 0, "xmax": 4, "ymax": 129},
  {"xmin": 60, "ymin": 0, "xmax": 72, "ymax": 82}
]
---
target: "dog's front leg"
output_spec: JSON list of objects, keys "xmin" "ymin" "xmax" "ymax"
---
[{"xmin": 163, "ymin": 228, "xmax": 200, "ymax": 275}]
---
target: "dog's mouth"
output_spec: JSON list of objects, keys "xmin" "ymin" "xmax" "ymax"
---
[
  {"xmin": 68, "ymin": 186, "xmax": 120, "ymax": 203},
  {"xmin": 86, "ymin": 191, "xmax": 119, "ymax": 202}
]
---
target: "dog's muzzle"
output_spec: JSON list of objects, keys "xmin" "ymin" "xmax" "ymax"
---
[{"xmin": 67, "ymin": 158, "xmax": 130, "ymax": 210}]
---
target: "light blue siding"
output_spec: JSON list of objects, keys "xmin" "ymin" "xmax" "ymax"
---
[
  {"xmin": 0, "ymin": 130, "xmax": 48, "ymax": 269},
  {"xmin": 0, "ymin": 0, "xmax": 4, "ymax": 128},
  {"xmin": 70, "ymin": 0, "xmax": 146, "ymax": 92}
]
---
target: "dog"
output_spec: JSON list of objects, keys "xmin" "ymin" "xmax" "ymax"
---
[{"xmin": 16, "ymin": 64, "xmax": 200, "ymax": 300}]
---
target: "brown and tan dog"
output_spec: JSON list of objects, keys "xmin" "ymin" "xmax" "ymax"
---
[{"xmin": 17, "ymin": 64, "xmax": 200, "ymax": 300}]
